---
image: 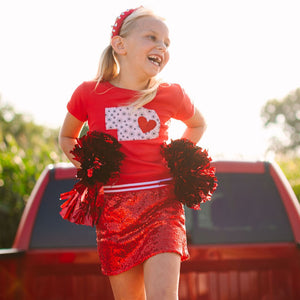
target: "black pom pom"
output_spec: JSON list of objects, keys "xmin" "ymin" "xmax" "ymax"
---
[
  {"xmin": 60, "ymin": 131, "xmax": 125, "ymax": 226},
  {"xmin": 161, "ymin": 139, "xmax": 217, "ymax": 209},
  {"xmin": 71, "ymin": 131, "xmax": 125, "ymax": 186}
]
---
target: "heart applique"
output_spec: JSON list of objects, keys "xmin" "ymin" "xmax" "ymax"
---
[{"xmin": 138, "ymin": 117, "xmax": 157, "ymax": 133}]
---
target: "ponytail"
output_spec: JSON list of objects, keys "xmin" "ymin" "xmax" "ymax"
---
[{"xmin": 94, "ymin": 45, "xmax": 118, "ymax": 84}]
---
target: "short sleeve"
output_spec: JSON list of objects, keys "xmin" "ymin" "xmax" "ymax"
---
[
  {"xmin": 172, "ymin": 84, "xmax": 195, "ymax": 121},
  {"xmin": 67, "ymin": 82, "xmax": 88, "ymax": 122}
]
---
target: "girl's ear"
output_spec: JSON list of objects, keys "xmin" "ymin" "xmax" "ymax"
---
[{"xmin": 111, "ymin": 36, "xmax": 127, "ymax": 55}]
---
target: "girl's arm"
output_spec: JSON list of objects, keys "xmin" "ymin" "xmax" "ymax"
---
[
  {"xmin": 181, "ymin": 107, "xmax": 207, "ymax": 144},
  {"xmin": 59, "ymin": 112, "xmax": 84, "ymax": 168}
]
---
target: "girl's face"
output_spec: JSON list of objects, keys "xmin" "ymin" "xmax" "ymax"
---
[{"xmin": 122, "ymin": 16, "xmax": 170, "ymax": 80}]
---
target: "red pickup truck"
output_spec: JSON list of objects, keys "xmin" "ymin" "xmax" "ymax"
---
[{"xmin": 1, "ymin": 161, "xmax": 300, "ymax": 300}]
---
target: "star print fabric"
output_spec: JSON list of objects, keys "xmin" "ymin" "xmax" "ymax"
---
[
  {"xmin": 96, "ymin": 185, "xmax": 189, "ymax": 275},
  {"xmin": 105, "ymin": 106, "xmax": 160, "ymax": 141}
]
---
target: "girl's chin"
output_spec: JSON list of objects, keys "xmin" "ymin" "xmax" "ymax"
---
[{"xmin": 147, "ymin": 67, "xmax": 163, "ymax": 77}]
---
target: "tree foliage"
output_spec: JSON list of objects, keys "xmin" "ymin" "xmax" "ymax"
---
[
  {"xmin": 0, "ymin": 99, "xmax": 66, "ymax": 248},
  {"xmin": 261, "ymin": 88, "xmax": 300, "ymax": 202},
  {"xmin": 261, "ymin": 88, "xmax": 300, "ymax": 153},
  {"xmin": 276, "ymin": 156, "xmax": 300, "ymax": 202}
]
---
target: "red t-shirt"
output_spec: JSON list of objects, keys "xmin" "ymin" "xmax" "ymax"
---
[{"xmin": 67, "ymin": 81, "xmax": 194, "ymax": 189}]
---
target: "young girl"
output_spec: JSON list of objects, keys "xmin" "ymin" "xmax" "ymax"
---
[{"xmin": 59, "ymin": 7, "xmax": 207, "ymax": 300}]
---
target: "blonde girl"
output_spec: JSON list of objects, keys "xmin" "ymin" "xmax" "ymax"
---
[{"xmin": 59, "ymin": 7, "xmax": 206, "ymax": 300}]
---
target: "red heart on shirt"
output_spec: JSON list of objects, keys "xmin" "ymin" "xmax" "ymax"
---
[{"xmin": 138, "ymin": 117, "xmax": 157, "ymax": 133}]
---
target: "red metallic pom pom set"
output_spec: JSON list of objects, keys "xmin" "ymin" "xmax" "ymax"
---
[{"xmin": 59, "ymin": 6, "xmax": 217, "ymax": 300}]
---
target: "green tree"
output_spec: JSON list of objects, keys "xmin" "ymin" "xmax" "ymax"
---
[
  {"xmin": 261, "ymin": 88, "xmax": 300, "ymax": 202},
  {"xmin": 276, "ymin": 156, "xmax": 300, "ymax": 202},
  {"xmin": 0, "ymin": 99, "xmax": 66, "ymax": 248},
  {"xmin": 261, "ymin": 88, "xmax": 300, "ymax": 153}
]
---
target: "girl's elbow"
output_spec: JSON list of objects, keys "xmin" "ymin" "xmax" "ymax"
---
[
  {"xmin": 202, "ymin": 120, "xmax": 208, "ymax": 131},
  {"xmin": 58, "ymin": 130, "xmax": 64, "ymax": 149}
]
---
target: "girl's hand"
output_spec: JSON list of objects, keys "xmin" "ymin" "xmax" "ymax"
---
[
  {"xmin": 181, "ymin": 108, "xmax": 207, "ymax": 144},
  {"xmin": 59, "ymin": 112, "xmax": 84, "ymax": 168}
]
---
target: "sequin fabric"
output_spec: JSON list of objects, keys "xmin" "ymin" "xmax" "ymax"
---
[{"xmin": 96, "ymin": 185, "xmax": 190, "ymax": 276}]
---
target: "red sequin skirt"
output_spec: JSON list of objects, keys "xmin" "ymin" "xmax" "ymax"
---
[{"xmin": 96, "ymin": 185, "xmax": 190, "ymax": 276}]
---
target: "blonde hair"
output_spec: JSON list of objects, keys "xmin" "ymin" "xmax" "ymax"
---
[{"xmin": 94, "ymin": 7, "xmax": 165, "ymax": 108}]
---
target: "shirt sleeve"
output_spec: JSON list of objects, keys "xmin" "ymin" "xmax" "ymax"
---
[
  {"xmin": 67, "ymin": 82, "xmax": 88, "ymax": 122},
  {"xmin": 172, "ymin": 84, "xmax": 195, "ymax": 121}
]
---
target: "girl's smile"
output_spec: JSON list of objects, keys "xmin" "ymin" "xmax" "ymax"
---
[{"xmin": 112, "ymin": 16, "xmax": 170, "ymax": 89}]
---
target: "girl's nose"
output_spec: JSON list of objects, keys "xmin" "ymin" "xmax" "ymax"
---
[{"xmin": 156, "ymin": 41, "xmax": 167, "ymax": 51}]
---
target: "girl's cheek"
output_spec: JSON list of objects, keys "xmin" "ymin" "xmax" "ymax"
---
[{"xmin": 164, "ymin": 53, "xmax": 170, "ymax": 65}]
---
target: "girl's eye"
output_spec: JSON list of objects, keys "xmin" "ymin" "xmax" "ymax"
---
[
  {"xmin": 147, "ymin": 35, "xmax": 170, "ymax": 48},
  {"xmin": 148, "ymin": 35, "xmax": 156, "ymax": 41}
]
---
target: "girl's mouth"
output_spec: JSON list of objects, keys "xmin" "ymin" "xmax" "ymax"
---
[{"xmin": 148, "ymin": 55, "xmax": 162, "ymax": 66}]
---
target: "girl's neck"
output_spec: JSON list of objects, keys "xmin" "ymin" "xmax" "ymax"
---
[{"xmin": 110, "ymin": 75, "xmax": 150, "ymax": 91}]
